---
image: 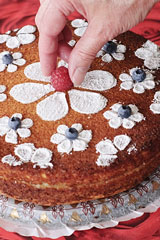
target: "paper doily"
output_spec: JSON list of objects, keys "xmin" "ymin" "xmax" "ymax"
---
[{"xmin": 0, "ymin": 166, "xmax": 160, "ymax": 239}]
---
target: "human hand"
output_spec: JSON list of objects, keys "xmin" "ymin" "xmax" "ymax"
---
[{"xmin": 36, "ymin": 0, "xmax": 159, "ymax": 86}]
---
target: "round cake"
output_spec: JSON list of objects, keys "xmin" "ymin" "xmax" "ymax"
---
[{"xmin": 0, "ymin": 20, "xmax": 160, "ymax": 206}]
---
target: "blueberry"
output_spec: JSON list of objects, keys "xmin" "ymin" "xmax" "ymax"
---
[
  {"xmin": 8, "ymin": 117, "xmax": 21, "ymax": 130},
  {"xmin": 102, "ymin": 41, "xmax": 117, "ymax": 54},
  {"xmin": 65, "ymin": 127, "xmax": 78, "ymax": 140},
  {"xmin": 118, "ymin": 105, "xmax": 132, "ymax": 119},
  {"xmin": 132, "ymin": 69, "xmax": 146, "ymax": 82},
  {"xmin": 2, "ymin": 53, "xmax": 13, "ymax": 65}
]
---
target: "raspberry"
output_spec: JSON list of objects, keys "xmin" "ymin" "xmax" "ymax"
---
[{"xmin": 51, "ymin": 66, "xmax": 73, "ymax": 91}]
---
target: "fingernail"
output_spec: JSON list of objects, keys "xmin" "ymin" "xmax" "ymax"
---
[{"xmin": 72, "ymin": 67, "xmax": 89, "ymax": 86}]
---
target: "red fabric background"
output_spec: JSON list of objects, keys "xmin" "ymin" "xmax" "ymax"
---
[{"xmin": 0, "ymin": 0, "xmax": 160, "ymax": 239}]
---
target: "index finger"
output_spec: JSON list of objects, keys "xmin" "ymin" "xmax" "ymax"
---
[{"xmin": 36, "ymin": 0, "xmax": 69, "ymax": 76}]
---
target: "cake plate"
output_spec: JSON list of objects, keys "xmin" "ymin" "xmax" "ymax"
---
[{"xmin": 0, "ymin": 166, "xmax": 159, "ymax": 239}]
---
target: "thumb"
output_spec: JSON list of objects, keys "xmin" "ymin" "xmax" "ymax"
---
[{"xmin": 68, "ymin": 20, "xmax": 110, "ymax": 86}]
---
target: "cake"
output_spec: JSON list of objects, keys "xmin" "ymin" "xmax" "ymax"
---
[{"xmin": 0, "ymin": 20, "xmax": 160, "ymax": 206}]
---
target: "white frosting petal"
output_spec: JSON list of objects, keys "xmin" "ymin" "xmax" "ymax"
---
[
  {"xmin": 103, "ymin": 110, "xmax": 118, "ymax": 120},
  {"xmin": 143, "ymin": 80, "xmax": 155, "ymax": 90},
  {"xmin": 50, "ymin": 133, "xmax": 66, "ymax": 144},
  {"xmin": 31, "ymin": 148, "xmax": 53, "ymax": 169},
  {"xmin": 111, "ymin": 103, "xmax": 122, "ymax": 112},
  {"xmin": 129, "ymin": 104, "xmax": 138, "ymax": 114},
  {"xmin": 119, "ymin": 73, "xmax": 132, "ymax": 82},
  {"xmin": 69, "ymin": 90, "xmax": 107, "ymax": 114},
  {"xmin": 78, "ymin": 130, "xmax": 92, "ymax": 143},
  {"xmin": 15, "ymin": 143, "xmax": 35, "ymax": 162},
  {"xmin": 154, "ymin": 91, "xmax": 160, "ymax": 101},
  {"xmin": 71, "ymin": 123, "xmax": 83, "ymax": 132},
  {"xmin": 6, "ymin": 36, "xmax": 20, "ymax": 49},
  {"xmin": 120, "ymin": 81, "xmax": 133, "ymax": 90},
  {"xmin": 17, "ymin": 128, "xmax": 31, "ymax": 138},
  {"xmin": 10, "ymin": 83, "xmax": 53, "ymax": 104},
  {"xmin": 21, "ymin": 118, "xmax": 33, "ymax": 128},
  {"xmin": 96, "ymin": 154, "xmax": 117, "ymax": 167},
  {"xmin": 122, "ymin": 119, "xmax": 135, "ymax": 129},
  {"xmin": 72, "ymin": 139, "xmax": 88, "ymax": 152},
  {"xmin": 129, "ymin": 112, "xmax": 145, "ymax": 122},
  {"xmin": 112, "ymin": 52, "xmax": 124, "ymax": 61},
  {"xmin": 0, "ymin": 93, "xmax": 7, "ymax": 102},
  {"xmin": 24, "ymin": 62, "xmax": 51, "ymax": 82},
  {"xmin": 74, "ymin": 27, "xmax": 87, "ymax": 37},
  {"xmin": 17, "ymin": 25, "xmax": 36, "ymax": 34},
  {"xmin": 68, "ymin": 39, "xmax": 76, "ymax": 47},
  {"xmin": 96, "ymin": 140, "xmax": 118, "ymax": 155},
  {"xmin": 71, "ymin": 19, "xmax": 88, "ymax": 28},
  {"xmin": 145, "ymin": 58, "xmax": 160, "ymax": 70},
  {"xmin": 0, "ymin": 127, "xmax": 9, "ymax": 136},
  {"xmin": 18, "ymin": 33, "xmax": 36, "ymax": 45},
  {"xmin": 144, "ymin": 40, "xmax": 159, "ymax": 51},
  {"xmin": 11, "ymin": 113, "xmax": 22, "ymax": 119},
  {"xmin": 13, "ymin": 58, "xmax": 26, "ymax": 66},
  {"xmin": 109, "ymin": 117, "xmax": 122, "ymax": 129},
  {"xmin": 116, "ymin": 44, "xmax": 126, "ymax": 53},
  {"xmin": 113, "ymin": 135, "xmax": 131, "ymax": 151},
  {"xmin": 7, "ymin": 64, "xmax": 17, "ymax": 72},
  {"xmin": 145, "ymin": 72, "xmax": 154, "ymax": 81},
  {"xmin": 57, "ymin": 139, "xmax": 72, "ymax": 154},
  {"xmin": 133, "ymin": 84, "xmax": 145, "ymax": 94},
  {"xmin": 7, "ymin": 64, "xmax": 17, "ymax": 73},
  {"xmin": 102, "ymin": 53, "xmax": 112, "ymax": 63},
  {"xmin": 2, "ymin": 154, "xmax": 21, "ymax": 166},
  {"xmin": 135, "ymin": 48, "xmax": 153, "ymax": 59},
  {"xmin": 57, "ymin": 60, "xmax": 68, "ymax": 68},
  {"xmin": 5, "ymin": 129, "xmax": 18, "ymax": 144},
  {"xmin": 57, "ymin": 125, "xmax": 68, "ymax": 134},
  {"xmin": 12, "ymin": 52, "xmax": 22, "ymax": 59},
  {"xmin": 0, "ymin": 64, "xmax": 6, "ymax": 72},
  {"xmin": 80, "ymin": 70, "xmax": 117, "ymax": 91},
  {"xmin": 96, "ymin": 50, "xmax": 104, "ymax": 58},
  {"xmin": 0, "ymin": 34, "xmax": 10, "ymax": 43},
  {"xmin": 150, "ymin": 103, "xmax": 160, "ymax": 114},
  {"xmin": 36, "ymin": 92, "xmax": 68, "ymax": 121},
  {"xmin": 0, "ymin": 116, "xmax": 9, "ymax": 127}
]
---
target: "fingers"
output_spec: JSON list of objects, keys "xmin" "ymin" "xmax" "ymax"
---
[
  {"xmin": 36, "ymin": 0, "xmax": 70, "ymax": 76},
  {"xmin": 69, "ymin": 20, "xmax": 111, "ymax": 85},
  {"xmin": 58, "ymin": 41, "xmax": 72, "ymax": 62}
]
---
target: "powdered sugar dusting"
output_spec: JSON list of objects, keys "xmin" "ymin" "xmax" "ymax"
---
[
  {"xmin": 79, "ymin": 70, "xmax": 117, "ymax": 91},
  {"xmin": 96, "ymin": 135, "xmax": 131, "ymax": 166},
  {"xmin": 1, "ymin": 143, "xmax": 53, "ymax": 169},
  {"xmin": 68, "ymin": 90, "xmax": 107, "ymax": 114}
]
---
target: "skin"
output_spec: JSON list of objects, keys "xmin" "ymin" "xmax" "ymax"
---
[{"xmin": 36, "ymin": 0, "xmax": 159, "ymax": 85}]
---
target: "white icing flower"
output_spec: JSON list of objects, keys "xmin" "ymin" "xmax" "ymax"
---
[
  {"xmin": 0, "ymin": 51, "xmax": 26, "ymax": 72},
  {"xmin": 103, "ymin": 103, "xmax": 145, "ymax": 129},
  {"xmin": 71, "ymin": 19, "xmax": 88, "ymax": 37},
  {"xmin": 119, "ymin": 67, "xmax": 155, "ymax": 94},
  {"xmin": 0, "ymin": 85, "xmax": 7, "ymax": 102},
  {"xmin": 0, "ymin": 113, "xmax": 33, "ymax": 144},
  {"xmin": 135, "ymin": 40, "xmax": 160, "ymax": 70},
  {"xmin": 96, "ymin": 135, "xmax": 131, "ymax": 166},
  {"xmin": 0, "ymin": 25, "xmax": 36, "ymax": 49},
  {"xmin": 150, "ymin": 91, "xmax": 160, "ymax": 114},
  {"xmin": 50, "ymin": 123, "xmax": 92, "ymax": 154},
  {"xmin": 2, "ymin": 143, "xmax": 53, "ymax": 168},
  {"xmin": 96, "ymin": 40, "xmax": 126, "ymax": 63},
  {"xmin": 10, "ymin": 62, "xmax": 118, "ymax": 121}
]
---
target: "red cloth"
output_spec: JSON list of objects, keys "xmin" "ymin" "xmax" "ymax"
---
[{"xmin": 0, "ymin": 0, "xmax": 159, "ymax": 239}]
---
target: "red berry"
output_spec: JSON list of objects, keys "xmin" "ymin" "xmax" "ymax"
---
[{"xmin": 51, "ymin": 66, "xmax": 73, "ymax": 91}]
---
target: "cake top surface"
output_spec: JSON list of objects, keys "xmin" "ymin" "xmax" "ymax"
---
[{"xmin": 0, "ymin": 20, "xmax": 160, "ymax": 205}]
